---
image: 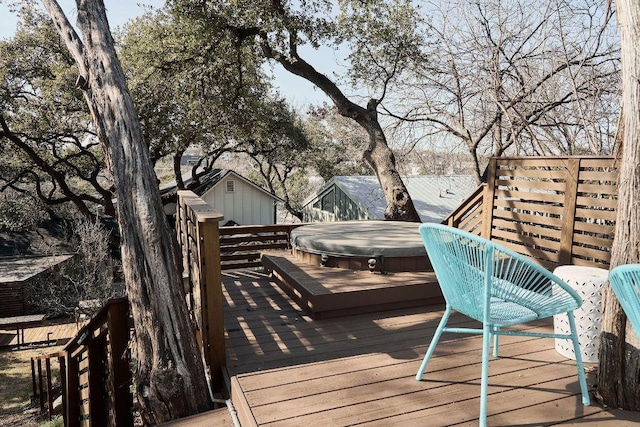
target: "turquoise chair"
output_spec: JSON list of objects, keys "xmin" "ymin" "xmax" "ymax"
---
[
  {"xmin": 608, "ymin": 264, "xmax": 640, "ymax": 334},
  {"xmin": 416, "ymin": 223, "xmax": 590, "ymax": 427}
]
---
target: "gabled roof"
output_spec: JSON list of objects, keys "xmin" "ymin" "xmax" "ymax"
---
[
  {"xmin": 305, "ymin": 175, "xmax": 479, "ymax": 223},
  {"xmin": 193, "ymin": 169, "xmax": 283, "ymax": 202}
]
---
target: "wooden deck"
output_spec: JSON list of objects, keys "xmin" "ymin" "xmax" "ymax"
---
[
  {"xmin": 222, "ymin": 268, "xmax": 640, "ymax": 427},
  {"xmin": 0, "ymin": 316, "xmax": 76, "ymax": 348}
]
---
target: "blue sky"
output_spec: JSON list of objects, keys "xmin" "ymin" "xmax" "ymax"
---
[{"xmin": 0, "ymin": 0, "xmax": 332, "ymax": 106}]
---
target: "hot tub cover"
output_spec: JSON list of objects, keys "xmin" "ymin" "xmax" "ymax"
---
[{"xmin": 290, "ymin": 220, "xmax": 428, "ymax": 258}]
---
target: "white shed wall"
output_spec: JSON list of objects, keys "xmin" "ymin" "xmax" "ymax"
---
[{"xmin": 202, "ymin": 177, "xmax": 276, "ymax": 225}]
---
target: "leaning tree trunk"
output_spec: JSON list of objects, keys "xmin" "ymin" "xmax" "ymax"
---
[
  {"xmin": 598, "ymin": 0, "xmax": 640, "ymax": 410},
  {"xmin": 260, "ymin": 42, "xmax": 421, "ymax": 222},
  {"xmin": 43, "ymin": 0, "xmax": 211, "ymax": 424}
]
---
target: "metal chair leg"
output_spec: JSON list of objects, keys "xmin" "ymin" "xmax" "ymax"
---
[
  {"xmin": 416, "ymin": 305, "xmax": 452, "ymax": 381},
  {"xmin": 567, "ymin": 312, "xmax": 591, "ymax": 405}
]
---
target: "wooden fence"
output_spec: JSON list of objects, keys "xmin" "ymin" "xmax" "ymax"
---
[
  {"xmin": 445, "ymin": 156, "xmax": 619, "ymax": 270},
  {"xmin": 175, "ymin": 190, "xmax": 226, "ymax": 390},
  {"xmin": 219, "ymin": 224, "xmax": 302, "ymax": 270}
]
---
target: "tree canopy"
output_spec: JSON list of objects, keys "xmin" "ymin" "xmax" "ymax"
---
[{"xmin": 0, "ymin": 7, "xmax": 114, "ymax": 223}]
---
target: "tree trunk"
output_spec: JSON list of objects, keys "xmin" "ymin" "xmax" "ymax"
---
[
  {"xmin": 362, "ymin": 114, "xmax": 420, "ymax": 221},
  {"xmin": 260, "ymin": 43, "xmax": 421, "ymax": 222},
  {"xmin": 598, "ymin": 0, "xmax": 640, "ymax": 410},
  {"xmin": 43, "ymin": 0, "xmax": 212, "ymax": 424}
]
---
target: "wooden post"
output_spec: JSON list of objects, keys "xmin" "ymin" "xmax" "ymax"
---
[
  {"xmin": 198, "ymin": 219, "xmax": 225, "ymax": 391},
  {"xmin": 107, "ymin": 300, "xmax": 133, "ymax": 427},
  {"xmin": 65, "ymin": 353, "xmax": 80, "ymax": 427},
  {"xmin": 559, "ymin": 158, "xmax": 580, "ymax": 265},
  {"xmin": 87, "ymin": 336, "xmax": 108, "ymax": 427},
  {"xmin": 45, "ymin": 358, "xmax": 53, "ymax": 420},
  {"xmin": 58, "ymin": 355, "xmax": 67, "ymax": 427},
  {"xmin": 31, "ymin": 358, "xmax": 37, "ymax": 401},
  {"xmin": 482, "ymin": 158, "xmax": 498, "ymax": 239},
  {"xmin": 177, "ymin": 190, "xmax": 224, "ymax": 392},
  {"xmin": 37, "ymin": 359, "xmax": 44, "ymax": 412}
]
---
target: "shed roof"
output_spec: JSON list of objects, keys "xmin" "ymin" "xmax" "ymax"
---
[
  {"xmin": 306, "ymin": 175, "xmax": 479, "ymax": 223},
  {"xmin": 161, "ymin": 168, "xmax": 282, "ymax": 202},
  {"xmin": 194, "ymin": 169, "xmax": 282, "ymax": 202}
]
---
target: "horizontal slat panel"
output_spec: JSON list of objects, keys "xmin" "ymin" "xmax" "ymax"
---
[
  {"xmin": 574, "ymin": 207, "xmax": 617, "ymax": 221},
  {"xmin": 575, "ymin": 195, "xmax": 617, "ymax": 209},
  {"xmin": 572, "ymin": 233, "xmax": 613, "ymax": 248},
  {"xmin": 491, "ymin": 229, "xmax": 560, "ymax": 252},
  {"xmin": 493, "ymin": 200, "xmax": 565, "ymax": 216},
  {"xmin": 573, "ymin": 220, "xmax": 615, "ymax": 234},
  {"xmin": 572, "ymin": 245, "xmax": 611, "ymax": 261},
  {"xmin": 578, "ymin": 170, "xmax": 618, "ymax": 181},
  {"xmin": 496, "ymin": 179, "xmax": 566, "ymax": 192},
  {"xmin": 492, "ymin": 210, "xmax": 563, "ymax": 228},
  {"xmin": 494, "ymin": 189, "xmax": 565, "ymax": 203},
  {"xmin": 492, "ymin": 218, "xmax": 562, "ymax": 240},
  {"xmin": 577, "ymin": 183, "xmax": 618, "ymax": 194},
  {"xmin": 495, "ymin": 167, "xmax": 568, "ymax": 179}
]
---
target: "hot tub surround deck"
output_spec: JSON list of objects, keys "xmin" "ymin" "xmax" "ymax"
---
[
  {"xmin": 262, "ymin": 221, "xmax": 442, "ymax": 319},
  {"xmin": 261, "ymin": 252, "xmax": 441, "ymax": 319}
]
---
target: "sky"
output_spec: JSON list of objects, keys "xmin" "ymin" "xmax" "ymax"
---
[{"xmin": 0, "ymin": 0, "xmax": 334, "ymax": 106}]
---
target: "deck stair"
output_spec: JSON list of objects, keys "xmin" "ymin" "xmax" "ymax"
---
[{"xmin": 261, "ymin": 252, "xmax": 442, "ymax": 319}]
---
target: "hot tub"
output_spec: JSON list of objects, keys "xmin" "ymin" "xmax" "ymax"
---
[{"xmin": 289, "ymin": 221, "xmax": 430, "ymax": 272}]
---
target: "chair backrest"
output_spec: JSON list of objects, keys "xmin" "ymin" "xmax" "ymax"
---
[
  {"xmin": 608, "ymin": 264, "xmax": 640, "ymax": 334},
  {"xmin": 418, "ymin": 223, "xmax": 581, "ymax": 323}
]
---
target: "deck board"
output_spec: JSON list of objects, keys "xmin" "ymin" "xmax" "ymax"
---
[{"xmin": 222, "ymin": 269, "xmax": 640, "ymax": 426}]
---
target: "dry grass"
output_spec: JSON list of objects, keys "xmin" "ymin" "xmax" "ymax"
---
[{"xmin": 0, "ymin": 345, "xmax": 65, "ymax": 427}]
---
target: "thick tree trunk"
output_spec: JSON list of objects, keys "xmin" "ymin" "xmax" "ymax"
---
[
  {"xmin": 362, "ymin": 114, "xmax": 421, "ymax": 221},
  {"xmin": 43, "ymin": 0, "xmax": 211, "ymax": 424},
  {"xmin": 598, "ymin": 0, "xmax": 640, "ymax": 411}
]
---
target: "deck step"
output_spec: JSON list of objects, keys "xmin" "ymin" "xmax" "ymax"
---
[{"xmin": 261, "ymin": 252, "xmax": 443, "ymax": 319}]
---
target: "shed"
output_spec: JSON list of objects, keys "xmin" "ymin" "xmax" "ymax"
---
[
  {"xmin": 302, "ymin": 175, "xmax": 478, "ymax": 223},
  {"xmin": 164, "ymin": 169, "xmax": 281, "ymax": 226},
  {"xmin": 0, "ymin": 254, "xmax": 75, "ymax": 316}
]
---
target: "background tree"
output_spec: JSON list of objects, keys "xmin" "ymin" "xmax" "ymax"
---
[
  {"xmin": 170, "ymin": 0, "xmax": 423, "ymax": 221},
  {"xmin": 26, "ymin": 218, "xmax": 117, "ymax": 317},
  {"xmin": 598, "ymin": 0, "xmax": 640, "ymax": 411},
  {"xmin": 119, "ymin": 7, "xmax": 318, "ymax": 212},
  {"xmin": 118, "ymin": 9, "xmax": 268, "ymax": 178},
  {"xmin": 386, "ymin": 0, "xmax": 619, "ymax": 182},
  {"xmin": 303, "ymin": 104, "xmax": 371, "ymax": 181},
  {"xmin": 0, "ymin": 7, "xmax": 115, "ymax": 220},
  {"xmin": 42, "ymin": 0, "xmax": 211, "ymax": 423}
]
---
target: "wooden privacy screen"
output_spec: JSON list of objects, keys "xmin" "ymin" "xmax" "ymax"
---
[{"xmin": 482, "ymin": 156, "xmax": 619, "ymax": 269}]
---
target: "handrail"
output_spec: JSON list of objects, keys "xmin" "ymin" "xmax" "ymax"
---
[
  {"xmin": 63, "ymin": 297, "xmax": 132, "ymax": 427},
  {"xmin": 176, "ymin": 190, "xmax": 225, "ymax": 391},
  {"xmin": 442, "ymin": 183, "xmax": 485, "ymax": 235}
]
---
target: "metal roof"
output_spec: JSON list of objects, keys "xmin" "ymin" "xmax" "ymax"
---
[{"xmin": 307, "ymin": 175, "xmax": 479, "ymax": 223}]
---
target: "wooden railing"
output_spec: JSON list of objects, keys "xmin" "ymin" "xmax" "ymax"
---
[
  {"xmin": 219, "ymin": 224, "xmax": 302, "ymax": 270},
  {"xmin": 443, "ymin": 183, "xmax": 485, "ymax": 235},
  {"xmin": 175, "ymin": 190, "xmax": 225, "ymax": 391},
  {"xmin": 64, "ymin": 297, "xmax": 132, "ymax": 427},
  {"xmin": 31, "ymin": 351, "xmax": 66, "ymax": 421}
]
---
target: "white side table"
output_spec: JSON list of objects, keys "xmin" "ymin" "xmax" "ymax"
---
[{"xmin": 553, "ymin": 265, "xmax": 608, "ymax": 363}]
